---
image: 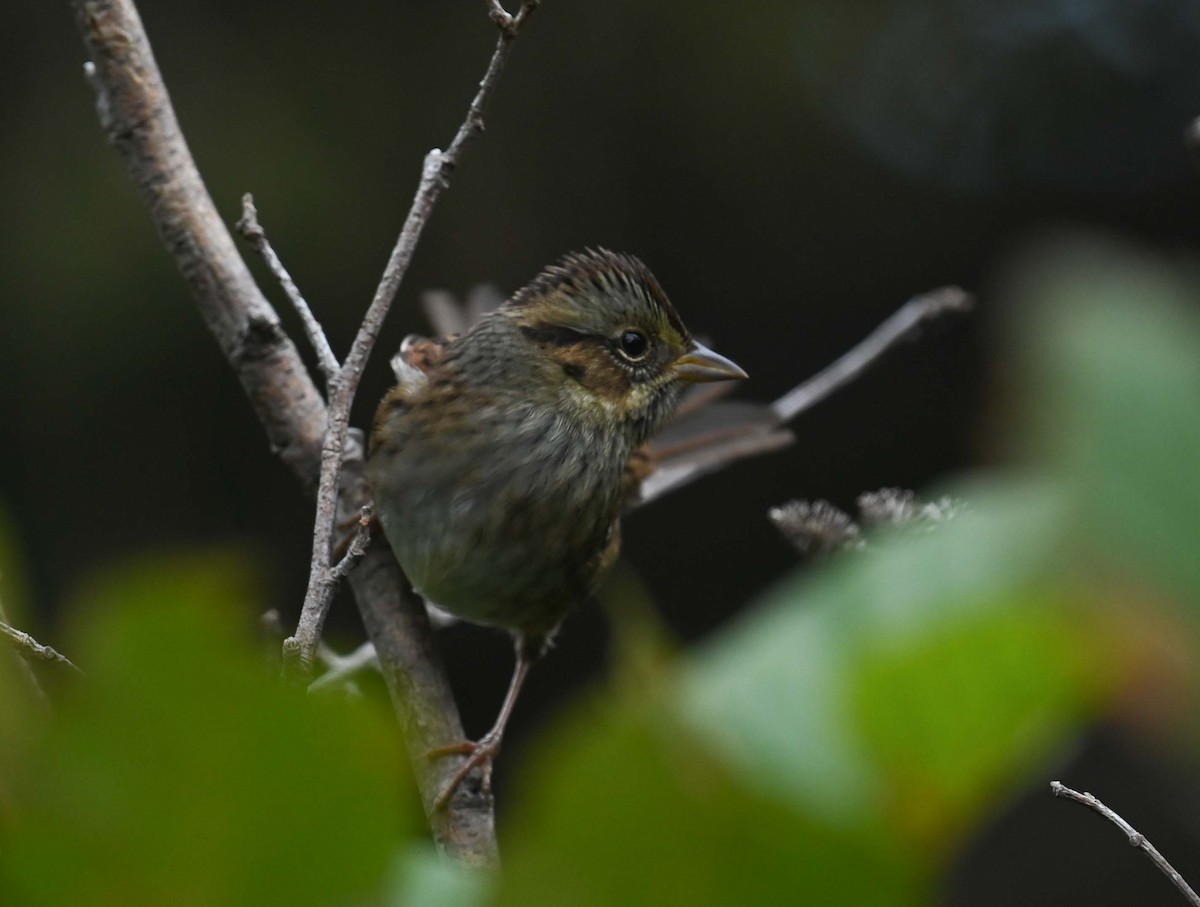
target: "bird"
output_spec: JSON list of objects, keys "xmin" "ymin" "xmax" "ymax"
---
[{"xmin": 367, "ymin": 248, "xmax": 747, "ymax": 809}]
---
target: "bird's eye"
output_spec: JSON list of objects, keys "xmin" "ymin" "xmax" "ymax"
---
[{"xmin": 618, "ymin": 330, "xmax": 649, "ymax": 361}]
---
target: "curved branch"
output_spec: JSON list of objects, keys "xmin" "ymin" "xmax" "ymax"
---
[
  {"xmin": 75, "ymin": 1, "xmax": 327, "ymax": 483},
  {"xmin": 72, "ymin": 0, "xmax": 497, "ymax": 865},
  {"xmin": 636, "ymin": 286, "xmax": 973, "ymax": 505},
  {"xmin": 770, "ymin": 285, "xmax": 972, "ymax": 424},
  {"xmin": 1052, "ymin": 781, "xmax": 1200, "ymax": 907}
]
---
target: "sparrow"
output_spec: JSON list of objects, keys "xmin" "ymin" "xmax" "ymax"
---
[{"xmin": 367, "ymin": 248, "xmax": 747, "ymax": 808}]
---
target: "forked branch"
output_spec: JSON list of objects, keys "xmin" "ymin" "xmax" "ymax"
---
[
  {"xmin": 72, "ymin": 0, "xmax": 516, "ymax": 865},
  {"xmin": 285, "ymin": 0, "xmax": 541, "ymax": 676}
]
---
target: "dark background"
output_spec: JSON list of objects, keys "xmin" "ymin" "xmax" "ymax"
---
[{"xmin": 5, "ymin": 1, "xmax": 1200, "ymax": 902}]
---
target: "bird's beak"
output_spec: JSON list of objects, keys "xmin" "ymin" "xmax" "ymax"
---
[{"xmin": 672, "ymin": 341, "xmax": 748, "ymax": 383}]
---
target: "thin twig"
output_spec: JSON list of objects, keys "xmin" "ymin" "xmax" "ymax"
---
[
  {"xmin": 771, "ymin": 285, "xmax": 973, "ymax": 423},
  {"xmin": 332, "ymin": 504, "xmax": 373, "ymax": 580},
  {"xmin": 1052, "ymin": 781, "xmax": 1200, "ymax": 907},
  {"xmin": 266, "ymin": 607, "xmax": 381, "ymax": 694},
  {"xmin": 73, "ymin": 0, "xmax": 498, "ymax": 864},
  {"xmin": 237, "ymin": 193, "xmax": 340, "ymax": 383},
  {"xmin": 0, "ymin": 598, "xmax": 52, "ymax": 705},
  {"xmin": 286, "ymin": 0, "xmax": 539, "ymax": 676},
  {"xmin": 637, "ymin": 286, "xmax": 973, "ymax": 505},
  {"xmin": 488, "ymin": 0, "xmax": 540, "ymax": 34},
  {"xmin": 309, "ymin": 641, "xmax": 380, "ymax": 695},
  {"xmin": 0, "ymin": 621, "xmax": 83, "ymax": 675}
]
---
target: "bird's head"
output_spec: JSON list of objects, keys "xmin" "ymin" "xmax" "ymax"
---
[{"xmin": 501, "ymin": 248, "xmax": 746, "ymax": 441}]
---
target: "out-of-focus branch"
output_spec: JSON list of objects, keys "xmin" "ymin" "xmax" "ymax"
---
[
  {"xmin": 72, "ymin": 0, "xmax": 499, "ymax": 865},
  {"xmin": 771, "ymin": 286, "xmax": 972, "ymax": 423},
  {"xmin": 1052, "ymin": 781, "xmax": 1200, "ymax": 907},
  {"xmin": 637, "ymin": 287, "xmax": 973, "ymax": 505},
  {"xmin": 286, "ymin": 0, "xmax": 541, "ymax": 677},
  {"xmin": 768, "ymin": 500, "xmax": 862, "ymax": 556},
  {"xmin": 768, "ymin": 488, "xmax": 966, "ymax": 556},
  {"xmin": 309, "ymin": 641, "xmax": 380, "ymax": 697}
]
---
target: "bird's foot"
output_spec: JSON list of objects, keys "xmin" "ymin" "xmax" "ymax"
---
[{"xmin": 427, "ymin": 731, "xmax": 503, "ymax": 812}]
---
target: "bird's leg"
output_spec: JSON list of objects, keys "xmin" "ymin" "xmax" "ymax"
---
[{"xmin": 428, "ymin": 638, "xmax": 537, "ymax": 811}]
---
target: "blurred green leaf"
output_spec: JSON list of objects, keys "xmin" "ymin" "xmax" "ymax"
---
[
  {"xmin": 499, "ymin": 704, "xmax": 920, "ymax": 907},
  {"xmin": 677, "ymin": 483, "xmax": 1097, "ymax": 850},
  {"xmin": 388, "ymin": 843, "xmax": 491, "ymax": 907},
  {"xmin": 0, "ymin": 646, "xmax": 45, "ymax": 829},
  {"xmin": 0, "ymin": 551, "xmax": 412, "ymax": 907},
  {"xmin": 852, "ymin": 596, "xmax": 1098, "ymax": 847},
  {"xmin": 1019, "ymin": 242, "xmax": 1200, "ymax": 605},
  {"xmin": 498, "ymin": 483, "xmax": 1108, "ymax": 904}
]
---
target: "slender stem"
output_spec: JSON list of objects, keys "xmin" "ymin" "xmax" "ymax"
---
[
  {"xmin": 1052, "ymin": 781, "xmax": 1200, "ymax": 907},
  {"xmin": 331, "ymin": 504, "xmax": 373, "ymax": 580},
  {"xmin": 0, "ymin": 620, "xmax": 83, "ymax": 675},
  {"xmin": 771, "ymin": 286, "xmax": 972, "ymax": 423},
  {"xmin": 286, "ymin": 3, "xmax": 539, "ymax": 674},
  {"xmin": 308, "ymin": 641, "xmax": 380, "ymax": 695},
  {"xmin": 0, "ymin": 595, "xmax": 79, "ymax": 707},
  {"xmin": 636, "ymin": 286, "xmax": 973, "ymax": 506},
  {"xmin": 237, "ymin": 193, "xmax": 341, "ymax": 383}
]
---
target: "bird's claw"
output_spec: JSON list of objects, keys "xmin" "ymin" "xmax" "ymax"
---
[{"xmin": 427, "ymin": 734, "xmax": 502, "ymax": 812}]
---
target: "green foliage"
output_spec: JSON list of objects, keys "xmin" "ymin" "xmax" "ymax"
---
[
  {"xmin": 0, "ymin": 552, "xmax": 413, "ymax": 907},
  {"xmin": 388, "ymin": 844, "xmax": 491, "ymax": 907},
  {"xmin": 1018, "ymin": 243, "xmax": 1200, "ymax": 605},
  {"xmin": 498, "ymin": 705, "xmax": 920, "ymax": 907}
]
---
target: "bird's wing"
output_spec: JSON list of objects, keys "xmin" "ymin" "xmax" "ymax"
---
[
  {"xmin": 623, "ymin": 394, "xmax": 794, "ymax": 510},
  {"xmin": 388, "ymin": 333, "xmax": 453, "ymax": 388}
]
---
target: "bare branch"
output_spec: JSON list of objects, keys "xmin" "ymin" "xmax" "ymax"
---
[
  {"xmin": 73, "ymin": 0, "xmax": 498, "ymax": 864},
  {"xmin": 74, "ymin": 1, "xmax": 328, "ymax": 485},
  {"xmin": 237, "ymin": 193, "xmax": 340, "ymax": 383},
  {"xmin": 309, "ymin": 641, "xmax": 380, "ymax": 696},
  {"xmin": 347, "ymin": 535, "xmax": 499, "ymax": 864},
  {"xmin": 637, "ymin": 286, "xmax": 973, "ymax": 505},
  {"xmin": 1, "ymin": 595, "xmax": 67, "ymax": 706},
  {"xmin": 331, "ymin": 504, "xmax": 373, "ymax": 580},
  {"xmin": 771, "ymin": 285, "xmax": 973, "ymax": 423},
  {"xmin": 0, "ymin": 620, "xmax": 83, "ymax": 676},
  {"xmin": 1052, "ymin": 781, "xmax": 1200, "ymax": 907},
  {"xmin": 287, "ymin": 2, "xmax": 539, "ymax": 675},
  {"xmin": 487, "ymin": 0, "xmax": 540, "ymax": 35}
]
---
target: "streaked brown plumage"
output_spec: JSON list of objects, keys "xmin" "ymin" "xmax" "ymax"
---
[{"xmin": 368, "ymin": 249, "xmax": 746, "ymax": 808}]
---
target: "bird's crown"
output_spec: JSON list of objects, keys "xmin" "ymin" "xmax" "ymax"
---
[{"xmin": 505, "ymin": 248, "xmax": 690, "ymax": 345}]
